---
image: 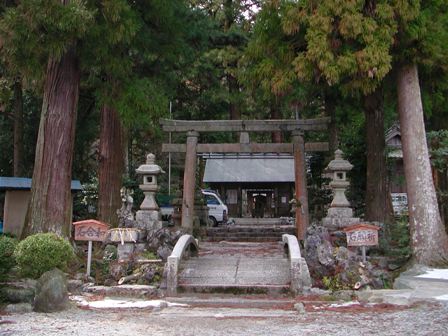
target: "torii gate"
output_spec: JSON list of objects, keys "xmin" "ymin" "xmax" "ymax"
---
[{"xmin": 160, "ymin": 118, "xmax": 329, "ymax": 240}]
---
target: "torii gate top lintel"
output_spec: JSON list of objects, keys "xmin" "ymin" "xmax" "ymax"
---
[
  {"xmin": 160, "ymin": 118, "xmax": 330, "ymax": 133},
  {"xmin": 160, "ymin": 118, "xmax": 330, "ymax": 154}
]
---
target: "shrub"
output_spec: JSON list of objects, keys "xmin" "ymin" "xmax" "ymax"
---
[
  {"xmin": 0, "ymin": 235, "xmax": 18, "ymax": 280},
  {"xmin": 14, "ymin": 233, "xmax": 74, "ymax": 279}
]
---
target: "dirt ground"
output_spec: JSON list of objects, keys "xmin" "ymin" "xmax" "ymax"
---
[{"xmin": 1, "ymin": 300, "xmax": 448, "ymax": 336}]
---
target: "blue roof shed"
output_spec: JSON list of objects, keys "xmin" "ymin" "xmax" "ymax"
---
[{"xmin": 0, "ymin": 177, "xmax": 82, "ymax": 191}]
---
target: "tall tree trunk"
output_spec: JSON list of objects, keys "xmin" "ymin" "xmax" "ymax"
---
[
  {"xmin": 98, "ymin": 105, "xmax": 124, "ymax": 228},
  {"xmin": 397, "ymin": 63, "xmax": 448, "ymax": 265},
  {"xmin": 325, "ymin": 93, "xmax": 339, "ymax": 153},
  {"xmin": 270, "ymin": 97, "xmax": 282, "ymax": 143},
  {"xmin": 228, "ymin": 74, "xmax": 240, "ymax": 120},
  {"xmin": 22, "ymin": 46, "xmax": 80, "ymax": 238},
  {"xmin": 223, "ymin": 0, "xmax": 240, "ymax": 122},
  {"xmin": 13, "ymin": 79, "xmax": 24, "ymax": 177},
  {"xmin": 364, "ymin": 86, "xmax": 394, "ymax": 223}
]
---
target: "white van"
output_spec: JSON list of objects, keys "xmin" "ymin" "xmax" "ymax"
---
[
  {"xmin": 160, "ymin": 190, "xmax": 228, "ymax": 226},
  {"xmin": 202, "ymin": 189, "xmax": 228, "ymax": 226}
]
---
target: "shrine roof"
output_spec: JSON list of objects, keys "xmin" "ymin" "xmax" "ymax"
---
[{"xmin": 203, "ymin": 155, "xmax": 295, "ymax": 183}]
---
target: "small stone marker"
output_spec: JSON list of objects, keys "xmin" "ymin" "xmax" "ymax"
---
[
  {"xmin": 73, "ymin": 220, "xmax": 109, "ymax": 276},
  {"xmin": 343, "ymin": 223, "xmax": 380, "ymax": 262}
]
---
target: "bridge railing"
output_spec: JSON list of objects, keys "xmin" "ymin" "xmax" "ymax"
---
[
  {"xmin": 166, "ymin": 234, "xmax": 199, "ymax": 295},
  {"xmin": 282, "ymin": 234, "xmax": 312, "ymax": 294}
]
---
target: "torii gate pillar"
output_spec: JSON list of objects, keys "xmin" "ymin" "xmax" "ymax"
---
[
  {"xmin": 181, "ymin": 131, "xmax": 199, "ymax": 231},
  {"xmin": 292, "ymin": 130, "xmax": 309, "ymax": 240}
]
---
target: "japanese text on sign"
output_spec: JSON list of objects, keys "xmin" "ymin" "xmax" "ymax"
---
[
  {"xmin": 346, "ymin": 229, "xmax": 378, "ymax": 247},
  {"xmin": 74, "ymin": 223, "xmax": 108, "ymax": 242}
]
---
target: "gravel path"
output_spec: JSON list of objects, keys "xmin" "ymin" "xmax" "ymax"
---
[{"xmin": 2, "ymin": 301, "xmax": 448, "ymax": 336}]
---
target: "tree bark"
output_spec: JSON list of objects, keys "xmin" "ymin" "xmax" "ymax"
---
[
  {"xmin": 13, "ymin": 79, "xmax": 24, "ymax": 177},
  {"xmin": 223, "ymin": 0, "xmax": 240, "ymax": 122},
  {"xmin": 397, "ymin": 63, "xmax": 448, "ymax": 265},
  {"xmin": 325, "ymin": 93, "xmax": 339, "ymax": 153},
  {"xmin": 98, "ymin": 105, "xmax": 125, "ymax": 228},
  {"xmin": 228, "ymin": 74, "xmax": 240, "ymax": 120},
  {"xmin": 364, "ymin": 86, "xmax": 394, "ymax": 223},
  {"xmin": 22, "ymin": 46, "xmax": 80, "ymax": 238},
  {"xmin": 270, "ymin": 98, "xmax": 282, "ymax": 143}
]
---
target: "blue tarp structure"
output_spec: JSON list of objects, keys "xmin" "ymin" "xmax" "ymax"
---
[{"xmin": 0, "ymin": 177, "xmax": 82, "ymax": 191}]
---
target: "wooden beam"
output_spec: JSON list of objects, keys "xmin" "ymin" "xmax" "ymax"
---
[
  {"xmin": 181, "ymin": 131, "xmax": 199, "ymax": 231},
  {"xmin": 292, "ymin": 131, "xmax": 309, "ymax": 240},
  {"xmin": 160, "ymin": 118, "xmax": 330, "ymax": 133},
  {"xmin": 162, "ymin": 142, "xmax": 329, "ymax": 153}
]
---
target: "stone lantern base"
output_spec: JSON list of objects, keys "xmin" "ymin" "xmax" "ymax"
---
[
  {"xmin": 322, "ymin": 207, "xmax": 360, "ymax": 230},
  {"xmin": 136, "ymin": 210, "xmax": 162, "ymax": 232}
]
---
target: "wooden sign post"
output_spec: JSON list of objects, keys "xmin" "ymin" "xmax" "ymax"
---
[
  {"xmin": 343, "ymin": 223, "xmax": 380, "ymax": 263},
  {"xmin": 73, "ymin": 220, "xmax": 109, "ymax": 276}
]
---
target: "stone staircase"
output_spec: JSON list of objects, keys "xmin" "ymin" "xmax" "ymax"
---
[
  {"xmin": 205, "ymin": 218, "xmax": 296, "ymax": 242},
  {"xmin": 177, "ymin": 241, "xmax": 291, "ymax": 295}
]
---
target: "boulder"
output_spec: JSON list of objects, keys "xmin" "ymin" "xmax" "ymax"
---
[
  {"xmin": 294, "ymin": 302, "xmax": 306, "ymax": 314},
  {"xmin": 317, "ymin": 240, "xmax": 334, "ymax": 267},
  {"xmin": 1, "ymin": 285, "xmax": 35, "ymax": 304},
  {"xmin": 109, "ymin": 260, "xmax": 131, "ymax": 281},
  {"xmin": 4, "ymin": 303, "xmax": 33, "ymax": 313},
  {"xmin": 103, "ymin": 278, "xmax": 118, "ymax": 286},
  {"xmin": 157, "ymin": 245, "xmax": 172, "ymax": 261},
  {"xmin": 67, "ymin": 279, "xmax": 83, "ymax": 294},
  {"xmin": 147, "ymin": 228, "xmax": 185, "ymax": 250},
  {"xmin": 33, "ymin": 269, "xmax": 69, "ymax": 312},
  {"xmin": 305, "ymin": 224, "xmax": 391, "ymax": 290},
  {"xmin": 103, "ymin": 245, "xmax": 118, "ymax": 261}
]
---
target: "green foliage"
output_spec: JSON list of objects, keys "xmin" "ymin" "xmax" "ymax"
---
[
  {"xmin": 14, "ymin": 233, "xmax": 74, "ymax": 279},
  {"xmin": 241, "ymin": 1, "xmax": 298, "ymax": 97},
  {"xmin": 385, "ymin": 216, "xmax": 412, "ymax": 262},
  {"xmin": 0, "ymin": 235, "xmax": 18, "ymax": 280},
  {"xmin": 283, "ymin": 0, "xmax": 397, "ymax": 95},
  {"xmin": 393, "ymin": 1, "xmax": 448, "ymax": 67},
  {"xmin": 73, "ymin": 176, "xmax": 98, "ymax": 221},
  {"xmin": 174, "ymin": 0, "xmax": 255, "ymax": 121},
  {"xmin": 0, "ymin": 0, "xmax": 95, "ymax": 80},
  {"xmin": 0, "ymin": 89, "xmax": 41, "ymax": 177},
  {"xmin": 140, "ymin": 251, "xmax": 158, "ymax": 260},
  {"xmin": 114, "ymin": 79, "xmax": 168, "ymax": 128},
  {"xmin": 322, "ymin": 273, "xmax": 357, "ymax": 292},
  {"xmin": 337, "ymin": 100, "xmax": 367, "ymax": 215},
  {"xmin": 93, "ymin": 244, "xmax": 118, "ymax": 283},
  {"xmin": 428, "ymin": 130, "xmax": 448, "ymax": 172}
]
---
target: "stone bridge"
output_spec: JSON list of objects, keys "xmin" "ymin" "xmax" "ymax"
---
[{"xmin": 166, "ymin": 234, "xmax": 311, "ymax": 296}]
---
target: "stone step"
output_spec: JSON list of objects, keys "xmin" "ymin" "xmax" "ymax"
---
[
  {"xmin": 233, "ymin": 218, "xmax": 294, "ymax": 226},
  {"xmin": 207, "ymin": 231, "xmax": 294, "ymax": 237},
  {"xmin": 178, "ymin": 255, "xmax": 290, "ymax": 296},
  {"xmin": 177, "ymin": 284, "xmax": 291, "ymax": 296},
  {"xmin": 205, "ymin": 225, "xmax": 296, "ymax": 242},
  {"xmin": 206, "ymin": 225, "xmax": 296, "ymax": 243},
  {"xmin": 207, "ymin": 231, "xmax": 293, "ymax": 237},
  {"xmin": 208, "ymin": 229, "xmax": 290, "ymax": 233},
  {"xmin": 164, "ymin": 295, "xmax": 295, "ymax": 309},
  {"xmin": 209, "ymin": 226, "xmax": 295, "ymax": 232},
  {"xmin": 205, "ymin": 236, "xmax": 284, "ymax": 242},
  {"xmin": 175, "ymin": 241, "xmax": 292, "ymax": 296}
]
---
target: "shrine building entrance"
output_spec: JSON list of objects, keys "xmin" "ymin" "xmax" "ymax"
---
[{"xmin": 160, "ymin": 118, "xmax": 329, "ymax": 240}]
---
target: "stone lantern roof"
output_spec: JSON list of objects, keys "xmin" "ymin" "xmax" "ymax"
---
[
  {"xmin": 326, "ymin": 149, "xmax": 353, "ymax": 172},
  {"xmin": 136, "ymin": 153, "xmax": 164, "ymax": 175}
]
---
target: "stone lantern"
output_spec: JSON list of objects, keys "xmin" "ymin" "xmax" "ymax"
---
[
  {"xmin": 322, "ymin": 149, "xmax": 359, "ymax": 229},
  {"xmin": 135, "ymin": 153, "xmax": 164, "ymax": 231},
  {"xmin": 136, "ymin": 153, "xmax": 164, "ymax": 210},
  {"xmin": 327, "ymin": 149, "xmax": 352, "ymax": 208}
]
